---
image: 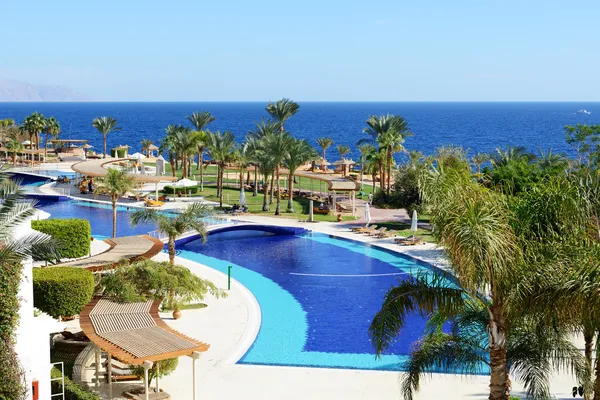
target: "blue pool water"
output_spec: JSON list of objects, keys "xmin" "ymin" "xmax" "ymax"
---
[{"xmin": 179, "ymin": 230, "xmax": 451, "ymax": 371}]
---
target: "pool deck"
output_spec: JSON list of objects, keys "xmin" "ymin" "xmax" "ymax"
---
[{"xmin": 126, "ymin": 216, "xmax": 577, "ymax": 400}]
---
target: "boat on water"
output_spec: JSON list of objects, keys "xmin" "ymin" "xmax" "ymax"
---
[{"xmin": 577, "ymin": 109, "xmax": 592, "ymax": 115}]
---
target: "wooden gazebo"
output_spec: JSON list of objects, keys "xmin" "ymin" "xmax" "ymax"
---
[{"xmin": 80, "ymin": 297, "xmax": 209, "ymax": 400}]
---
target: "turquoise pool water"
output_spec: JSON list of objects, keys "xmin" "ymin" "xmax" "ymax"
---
[{"xmin": 179, "ymin": 230, "xmax": 451, "ymax": 371}]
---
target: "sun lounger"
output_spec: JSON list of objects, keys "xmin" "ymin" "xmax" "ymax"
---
[
  {"xmin": 351, "ymin": 225, "xmax": 378, "ymax": 233},
  {"xmin": 144, "ymin": 199, "xmax": 164, "ymax": 208},
  {"xmin": 375, "ymin": 229, "xmax": 398, "ymax": 238},
  {"xmin": 366, "ymin": 227, "xmax": 387, "ymax": 236},
  {"xmin": 395, "ymin": 236, "xmax": 424, "ymax": 245}
]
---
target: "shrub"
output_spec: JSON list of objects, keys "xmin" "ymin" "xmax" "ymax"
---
[
  {"xmin": 0, "ymin": 261, "xmax": 27, "ymax": 399},
  {"xmin": 373, "ymin": 165, "xmax": 421, "ymax": 211},
  {"xmin": 51, "ymin": 367, "xmax": 100, "ymax": 400},
  {"xmin": 163, "ymin": 185, "xmax": 199, "ymax": 195},
  {"xmin": 110, "ymin": 148, "xmax": 126, "ymax": 158},
  {"xmin": 33, "ymin": 268, "xmax": 95, "ymax": 318},
  {"xmin": 31, "ymin": 219, "xmax": 91, "ymax": 259}
]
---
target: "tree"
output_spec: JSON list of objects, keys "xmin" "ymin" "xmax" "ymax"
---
[
  {"xmin": 161, "ymin": 125, "xmax": 179, "ymax": 177},
  {"xmin": 564, "ymin": 124, "xmax": 600, "ymax": 167},
  {"xmin": 266, "ymin": 98, "xmax": 299, "ymax": 132},
  {"xmin": 187, "ymin": 111, "xmax": 216, "ymax": 183},
  {"xmin": 284, "ymin": 138, "xmax": 317, "ymax": 212},
  {"xmin": 206, "ymin": 131, "xmax": 236, "ymax": 207},
  {"xmin": 358, "ymin": 144, "xmax": 375, "ymax": 193},
  {"xmin": 360, "ymin": 114, "xmax": 412, "ymax": 195},
  {"xmin": 92, "ymin": 117, "xmax": 120, "ymax": 158},
  {"xmin": 316, "ymin": 137, "xmax": 333, "ymax": 166},
  {"xmin": 95, "ymin": 168, "xmax": 135, "ymax": 237},
  {"xmin": 6, "ymin": 140, "xmax": 23, "ymax": 166},
  {"xmin": 535, "ymin": 147, "xmax": 569, "ymax": 174},
  {"xmin": 22, "ymin": 112, "xmax": 46, "ymax": 150},
  {"xmin": 471, "ymin": 152, "xmax": 488, "ymax": 178},
  {"xmin": 130, "ymin": 202, "xmax": 213, "ymax": 264},
  {"xmin": 264, "ymin": 132, "xmax": 289, "ymax": 215},
  {"xmin": 248, "ymin": 118, "xmax": 279, "ymax": 204},
  {"xmin": 250, "ymin": 136, "xmax": 276, "ymax": 211},
  {"xmin": 0, "ymin": 172, "xmax": 59, "ymax": 400},
  {"xmin": 336, "ymin": 144, "xmax": 351, "ymax": 176},
  {"xmin": 42, "ymin": 116, "xmax": 60, "ymax": 159},
  {"xmin": 140, "ymin": 139, "xmax": 154, "ymax": 157},
  {"xmin": 169, "ymin": 126, "xmax": 196, "ymax": 179}
]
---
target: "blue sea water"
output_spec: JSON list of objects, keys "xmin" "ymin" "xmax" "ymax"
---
[
  {"xmin": 1, "ymin": 102, "xmax": 599, "ymax": 162},
  {"xmin": 179, "ymin": 230, "xmax": 454, "ymax": 371}
]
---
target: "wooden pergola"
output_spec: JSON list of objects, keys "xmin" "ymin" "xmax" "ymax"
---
[{"xmin": 80, "ymin": 297, "xmax": 209, "ymax": 400}]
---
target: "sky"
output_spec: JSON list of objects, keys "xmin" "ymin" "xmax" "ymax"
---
[{"xmin": 1, "ymin": 0, "xmax": 599, "ymax": 101}]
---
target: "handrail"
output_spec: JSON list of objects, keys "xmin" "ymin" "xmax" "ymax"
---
[{"xmin": 21, "ymin": 186, "xmax": 70, "ymax": 197}]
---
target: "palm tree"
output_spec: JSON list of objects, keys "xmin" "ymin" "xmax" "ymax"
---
[
  {"xmin": 364, "ymin": 147, "xmax": 383, "ymax": 193},
  {"xmin": 161, "ymin": 125, "xmax": 179, "ymax": 177},
  {"xmin": 336, "ymin": 144, "xmax": 351, "ymax": 176},
  {"xmin": 95, "ymin": 168, "xmax": 135, "ymax": 238},
  {"xmin": 266, "ymin": 98, "xmax": 299, "ymax": 132},
  {"xmin": 130, "ymin": 202, "xmax": 212, "ymax": 265},
  {"xmin": 6, "ymin": 140, "xmax": 23, "ymax": 166},
  {"xmin": 360, "ymin": 114, "xmax": 412, "ymax": 195},
  {"xmin": 253, "ymin": 141, "xmax": 276, "ymax": 211},
  {"xmin": 471, "ymin": 152, "xmax": 488, "ymax": 177},
  {"xmin": 22, "ymin": 112, "xmax": 46, "ymax": 150},
  {"xmin": 490, "ymin": 145, "xmax": 534, "ymax": 167},
  {"xmin": 358, "ymin": 144, "xmax": 375, "ymax": 192},
  {"xmin": 284, "ymin": 138, "xmax": 317, "ymax": 212},
  {"xmin": 535, "ymin": 148, "xmax": 569, "ymax": 173},
  {"xmin": 92, "ymin": 117, "xmax": 120, "ymax": 158},
  {"xmin": 187, "ymin": 111, "xmax": 216, "ymax": 189},
  {"xmin": 249, "ymin": 118, "xmax": 279, "ymax": 203},
  {"xmin": 206, "ymin": 131, "xmax": 236, "ymax": 207},
  {"xmin": 169, "ymin": 126, "xmax": 196, "ymax": 179},
  {"xmin": 42, "ymin": 116, "xmax": 60, "ymax": 159},
  {"xmin": 264, "ymin": 132, "xmax": 290, "ymax": 215},
  {"xmin": 371, "ymin": 165, "xmax": 521, "ymax": 400},
  {"xmin": 316, "ymin": 137, "xmax": 333, "ymax": 171},
  {"xmin": 140, "ymin": 139, "xmax": 154, "ymax": 157},
  {"xmin": 376, "ymin": 280, "xmax": 587, "ymax": 400}
]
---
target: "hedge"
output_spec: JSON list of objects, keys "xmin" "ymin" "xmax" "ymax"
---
[
  {"xmin": 32, "ymin": 219, "xmax": 91, "ymax": 259},
  {"xmin": 33, "ymin": 268, "xmax": 95, "ymax": 318},
  {"xmin": 0, "ymin": 261, "xmax": 26, "ymax": 399},
  {"xmin": 163, "ymin": 185, "xmax": 199, "ymax": 195},
  {"xmin": 51, "ymin": 367, "xmax": 100, "ymax": 400},
  {"xmin": 110, "ymin": 148, "xmax": 126, "ymax": 158}
]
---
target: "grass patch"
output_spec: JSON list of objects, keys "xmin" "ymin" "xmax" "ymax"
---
[
  {"xmin": 162, "ymin": 303, "xmax": 208, "ymax": 311},
  {"xmin": 374, "ymin": 222, "xmax": 437, "ymax": 243}
]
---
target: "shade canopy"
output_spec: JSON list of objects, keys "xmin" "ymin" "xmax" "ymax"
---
[
  {"xmin": 72, "ymin": 158, "xmax": 177, "ymax": 183},
  {"xmin": 83, "ymin": 144, "xmax": 93, "ymax": 149},
  {"xmin": 80, "ymin": 297, "xmax": 209, "ymax": 365},
  {"xmin": 129, "ymin": 152, "xmax": 146, "ymax": 159},
  {"xmin": 148, "ymin": 144, "xmax": 159, "ymax": 150},
  {"xmin": 173, "ymin": 178, "xmax": 198, "ymax": 188}
]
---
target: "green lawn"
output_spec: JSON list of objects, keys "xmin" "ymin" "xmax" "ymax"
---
[
  {"xmin": 373, "ymin": 221, "xmax": 436, "ymax": 243},
  {"xmin": 166, "ymin": 184, "xmax": 356, "ymax": 222}
]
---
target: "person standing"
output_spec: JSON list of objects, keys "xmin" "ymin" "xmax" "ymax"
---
[{"xmin": 368, "ymin": 192, "xmax": 373, "ymax": 205}]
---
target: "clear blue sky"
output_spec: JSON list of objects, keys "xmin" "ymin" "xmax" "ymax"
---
[{"xmin": 2, "ymin": 0, "xmax": 599, "ymax": 101}]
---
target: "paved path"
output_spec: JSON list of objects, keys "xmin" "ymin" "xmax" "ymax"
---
[{"xmin": 52, "ymin": 235, "xmax": 164, "ymax": 271}]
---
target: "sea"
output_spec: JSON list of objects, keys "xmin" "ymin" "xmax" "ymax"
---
[{"xmin": 1, "ymin": 102, "xmax": 599, "ymax": 162}]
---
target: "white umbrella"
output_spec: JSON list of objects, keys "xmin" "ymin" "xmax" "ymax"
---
[
  {"xmin": 138, "ymin": 153, "xmax": 146, "ymax": 175},
  {"xmin": 364, "ymin": 202, "xmax": 371, "ymax": 227},
  {"xmin": 129, "ymin": 152, "xmax": 146, "ymax": 159},
  {"xmin": 410, "ymin": 210, "xmax": 418, "ymax": 233},
  {"xmin": 239, "ymin": 187, "xmax": 246, "ymax": 206},
  {"xmin": 173, "ymin": 178, "xmax": 198, "ymax": 188}
]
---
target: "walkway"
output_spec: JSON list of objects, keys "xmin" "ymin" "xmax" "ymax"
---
[{"xmin": 52, "ymin": 235, "xmax": 164, "ymax": 272}]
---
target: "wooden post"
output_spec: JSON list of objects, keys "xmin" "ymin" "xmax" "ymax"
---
[{"xmin": 108, "ymin": 353, "xmax": 113, "ymax": 400}]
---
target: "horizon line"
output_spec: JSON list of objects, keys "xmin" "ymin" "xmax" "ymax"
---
[{"xmin": 1, "ymin": 100, "xmax": 600, "ymax": 104}]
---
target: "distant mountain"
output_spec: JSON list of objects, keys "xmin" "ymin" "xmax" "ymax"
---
[{"xmin": 0, "ymin": 79, "xmax": 91, "ymax": 102}]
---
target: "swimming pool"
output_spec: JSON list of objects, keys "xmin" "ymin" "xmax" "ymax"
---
[{"xmin": 178, "ymin": 230, "xmax": 452, "ymax": 371}]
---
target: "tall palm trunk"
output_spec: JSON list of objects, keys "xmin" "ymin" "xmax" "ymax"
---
[
  {"xmin": 593, "ymin": 356, "xmax": 600, "ymax": 400},
  {"xmin": 111, "ymin": 195, "xmax": 118, "ymax": 238},
  {"xmin": 253, "ymin": 167, "xmax": 258, "ymax": 197},
  {"xmin": 488, "ymin": 304, "xmax": 509, "ymax": 400},
  {"xmin": 387, "ymin": 146, "xmax": 393, "ymax": 195},
  {"xmin": 584, "ymin": 327, "xmax": 594, "ymax": 400},
  {"xmin": 198, "ymin": 152, "xmax": 204, "ymax": 189},
  {"xmin": 240, "ymin": 170, "xmax": 244, "ymax": 190},
  {"xmin": 196, "ymin": 147, "xmax": 203, "ymax": 170},
  {"xmin": 44, "ymin": 134, "xmax": 49, "ymax": 160},
  {"xmin": 12, "ymin": 153, "xmax": 16, "ymax": 167},
  {"xmin": 103, "ymin": 134, "xmax": 107, "ymax": 158},
  {"xmin": 275, "ymin": 166, "xmax": 281, "ymax": 215},
  {"xmin": 269, "ymin": 175, "xmax": 275, "ymax": 204},
  {"xmin": 262, "ymin": 173, "xmax": 270, "ymax": 211},
  {"xmin": 219, "ymin": 162, "xmax": 224, "ymax": 207},
  {"xmin": 182, "ymin": 154, "xmax": 187, "ymax": 178},
  {"xmin": 168, "ymin": 236, "xmax": 176, "ymax": 265},
  {"xmin": 287, "ymin": 174, "xmax": 294, "ymax": 212},
  {"xmin": 168, "ymin": 152, "xmax": 176, "ymax": 177}
]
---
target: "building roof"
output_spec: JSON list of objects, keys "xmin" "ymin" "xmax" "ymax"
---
[
  {"xmin": 280, "ymin": 168, "xmax": 359, "ymax": 191},
  {"xmin": 50, "ymin": 139, "xmax": 89, "ymax": 143},
  {"xmin": 80, "ymin": 297, "xmax": 209, "ymax": 364},
  {"xmin": 71, "ymin": 158, "xmax": 177, "ymax": 183}
]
